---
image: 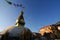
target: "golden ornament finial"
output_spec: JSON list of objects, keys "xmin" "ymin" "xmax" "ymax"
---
[{"xmin": 15, "ymin": 11, "xmax": 25, "ymax": 27}]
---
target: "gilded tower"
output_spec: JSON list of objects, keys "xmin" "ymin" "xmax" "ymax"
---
[{"xmin": 15, "ymin": 11, "xmax": 25, "ymax": 28}]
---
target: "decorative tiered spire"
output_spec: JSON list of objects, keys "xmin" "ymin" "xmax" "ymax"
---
[{"xmin": 15, "ymin": 11, "xmax": 25, "ymax": 27}]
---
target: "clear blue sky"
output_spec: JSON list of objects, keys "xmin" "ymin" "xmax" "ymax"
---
[{"xmin": 0, "ymin": 0, "xmax": 60, "ymax": 32}]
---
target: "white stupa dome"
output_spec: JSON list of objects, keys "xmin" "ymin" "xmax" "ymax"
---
[
  {"xmin": 8, "ymin": 26, "xmax": 24, "ymax": 37},
  {"xmin": 2, "ymin": 26, "xmax": 30, "ymax": 37}
]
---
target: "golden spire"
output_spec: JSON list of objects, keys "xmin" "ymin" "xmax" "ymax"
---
[{"xmin": 15, "ymin": 11, "xmax": 25, "ymax": 26}]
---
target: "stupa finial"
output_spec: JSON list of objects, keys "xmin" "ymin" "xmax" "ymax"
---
[{"xmin": 15, "ymin": 10, "xmax": 25, "ymax": 27}]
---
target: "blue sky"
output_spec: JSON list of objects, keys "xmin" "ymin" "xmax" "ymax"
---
[{"xmin": 0, "ymin": 0, "xmax": 60, "ymax": 32}]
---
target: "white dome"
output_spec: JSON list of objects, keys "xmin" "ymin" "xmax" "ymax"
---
[
  {"xmin": 0, "ymin": 26, "xmax": 31, "ymax": 37},
  {"xmin": 5, "ymin": 26, "xmax": 30, "ymax": 37},
  {"xmin": 8, "ymin": 27, "xmax": 24, "ymax": 37}
]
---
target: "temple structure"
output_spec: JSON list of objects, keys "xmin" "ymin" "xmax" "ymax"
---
[{"xmin": 0, "ymin": 11, "xmax": 33, "ymax": 40}]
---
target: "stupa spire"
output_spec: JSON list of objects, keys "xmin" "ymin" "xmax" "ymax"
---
[{"xmin": 15, "ymin": 10, "xmax": 25, "ymax": 27}]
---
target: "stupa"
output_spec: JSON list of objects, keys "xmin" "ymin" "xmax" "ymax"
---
[{"xmin": 0, "ymin": 11, "xmax": 32, "ymax": 40}]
